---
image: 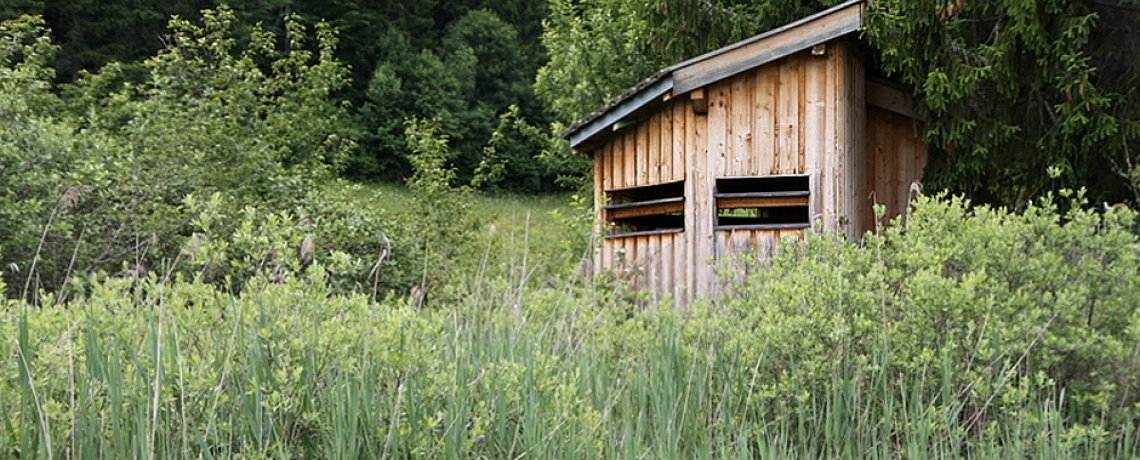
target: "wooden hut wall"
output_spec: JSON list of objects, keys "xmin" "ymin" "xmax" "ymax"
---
[
  {"xmin": 863, "ymin": 105, "xmax": 927, "ymax": 231},
  {"xmin": 599, "ymin": 231, "xmax": 688, "ymax": 304},
  {"xmin": 595, "ymin": 98, "xmax": 698, "ymax": 303},
  {"xmin": 833, "ymin": 41, "xmax": 867, "ymax": 238},
  {"xmin": 706, "ymin": 56, "xmax": 817, "ymax": 179},
  {"xmin": 701, "ymin": 42, "xmax": 863, "ymax": 281},
  {"xmin": 713, "ymin": 228, "xmax": 803, "ymax": 280},
  {"xmin": 597, "ymin": 101, "xmax": 689, "ymax": 191}
]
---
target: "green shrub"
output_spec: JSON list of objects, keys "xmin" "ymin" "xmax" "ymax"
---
[
  {"xmin": 4, "ymin": 193, "xmax": 1140, "ymax": 460},
  {"xmin": 179, "ymin": 186, "xmax": 418, "ymax": 296},
  {"xmin": 0, "ymin": 10, "xmax": 369, "ymax": 298},
  {"xmin": 8, "ymin": 264, "xmax": 1140, "ymax": 457},
  {"xmin": 717, "ymin": 193, "xmax": 1140, "ymax": 435}
]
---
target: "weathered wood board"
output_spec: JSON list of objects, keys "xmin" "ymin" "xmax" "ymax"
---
[{"xmin": 588, "ymin": 31, "xmax": 925, "ymax": 306}]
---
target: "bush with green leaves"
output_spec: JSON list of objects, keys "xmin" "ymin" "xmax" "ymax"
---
[
  {"xmin": 4, "ymin": 200, "xmax": 1139, "ymax": 459},
  {"xmin": 179, "ymin": 186, "xmax": 419, "ymax": 296},
  {"xmin": 401, "ymin": 117, "xmax": 483, "ymax": 299},
  {"xmin": 715, "ymin": 193, "xmax": 1140, "ymax": 434},
  {"xmin": 0, "ymin": 10, "xmax": 406, "ymax": 298}
]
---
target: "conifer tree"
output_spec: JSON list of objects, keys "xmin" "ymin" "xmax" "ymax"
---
[{"xmin": 536, "ymin": 0, "xmax": 1140, "ymax": 206}]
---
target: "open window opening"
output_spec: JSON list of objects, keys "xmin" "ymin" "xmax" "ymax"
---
[
  {"xmin": 715, "ymin": 175, "xmax": 810, "ymax": 230},
  {"xmin": 604, "ymin": 181, "xmax": 685, "ymax": 237}
]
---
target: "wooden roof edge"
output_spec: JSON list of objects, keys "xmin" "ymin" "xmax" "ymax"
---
[
  {"xmin": 565, "ymin": 75, "xmax": 673, "ymax": 150},
  {"xmin": 561, "ymin": 0, "xmax": 866, "ymax": 150},
  {"xmin": 672, "ymin": 1, "xmax": 864, "ymax": 94}
]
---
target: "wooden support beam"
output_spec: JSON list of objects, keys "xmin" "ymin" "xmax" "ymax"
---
[
  {"xmin": 717, "ymin": 195, "xmax": 810, "ymax": 209},
  {"xmin": 690, "ymin": 88, "xmax": 708, "ymax": 113},
  {"xmin": 866, "ymin": 80, "xmax": 920, "ymax": 120},
  {"xmin": 605, "ymin": 197, "xmax": 685, "ymax": 219}
]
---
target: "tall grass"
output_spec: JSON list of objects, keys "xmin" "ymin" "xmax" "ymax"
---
[
  {"xmin": 4, "ymin": 269, "xmax": 1138, "ymax": 459},
  {"xmin": 4, "ymin": 194, "xmax": 1139, "ymax": 459}
]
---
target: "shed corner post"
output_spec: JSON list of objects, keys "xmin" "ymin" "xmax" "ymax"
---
[{"xmin": 592, "ymin": 148, "xmax": 606, "ymax": 277}]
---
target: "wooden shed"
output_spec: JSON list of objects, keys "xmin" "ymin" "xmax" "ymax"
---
[{"xmin": 561, "ymin": 0, "xmax": 927, "ymax": 304}]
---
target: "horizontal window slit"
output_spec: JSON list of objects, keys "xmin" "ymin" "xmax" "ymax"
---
[
  {"xmin": 604, "ymin": 180, "xmax": 685, "ymax": 235},
  {"xmin": 715, "ymin": 175, "xmax": 810, "ymax": 228}
]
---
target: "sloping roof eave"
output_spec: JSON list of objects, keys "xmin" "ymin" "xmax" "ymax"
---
[{"xmin": 561, "ymin": 0, "xmax": 865, "ymax": 150}]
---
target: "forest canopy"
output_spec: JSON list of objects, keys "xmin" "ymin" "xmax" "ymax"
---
[
  {"xmin": 1, "ymin": 0, "xmax": 565, "ymax": 191},
  {"xmin": 2, "ymin": 0, "xmax": 1139, "ymax": 204}
]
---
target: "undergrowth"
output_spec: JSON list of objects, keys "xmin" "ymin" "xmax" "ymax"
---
[{"xmin": 3, "ymin": 194, "xmax": 1140, "ymax": 459}]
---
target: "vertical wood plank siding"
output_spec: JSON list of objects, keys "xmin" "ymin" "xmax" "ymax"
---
[
  {"xmin": 864, "ymin": 106, "xmax": 928, "ymax": 232},
  {"xmin": 594, "ymin": 152, "xmax": 605, "ymax": 273},
  {"xmin": 754, "ymin": 65, "xmax": 777, "ymax": 176},
  {"xmin": 600, "ymin": 232, "xmax": 688, "ymax": 303},
  {"xmin": 707, "ymin": 53, "xmax": 827, "ymax": 179},
  {"xmin": 601, "ymin": 100, "xmax": 690, "ymax": 190},
  {"xmin": 686, "ymin": 95, "xmax": 709, "ymax": 300},
  {"xmin": 714, "ymin": 229, "xmax": 802, "ymax": 265},
  {"xmin": 841, "ymin": 42, "xmax": 867, "ymax": 238},
  {"xmin": 591, "ymin": 40, "xmax": 925, "ymax": 305}
]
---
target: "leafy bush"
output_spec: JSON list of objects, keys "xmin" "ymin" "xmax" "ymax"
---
[
  {"xmin": 180, "ymin": 186, "xmax": 417, "ymax": 296},
  {"xmin": 717, "ymin": 193, "xmax": 1140, "ymax": 433},
  {"xmin": 4, "ymin": 227, "xmax": 1135, "ymax": 459},
  {"xmin": 0, "ymin": 10, "xmax": 388, "ymax": 298}
]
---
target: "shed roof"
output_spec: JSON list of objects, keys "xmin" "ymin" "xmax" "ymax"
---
[{"xmin": 561, "ymin": 0, "xmax": 865, "ymax": 150}]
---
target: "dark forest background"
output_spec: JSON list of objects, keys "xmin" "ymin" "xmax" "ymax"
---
[
  {"xmin": 3, "ymin": 0, "xmax": 1140, "ymax": 203},
  {"xmin": 1, "ymin": 0, "xmax": 560, "ymax": 191}
]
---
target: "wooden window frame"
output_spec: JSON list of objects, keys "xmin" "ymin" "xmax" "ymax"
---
[
  {"xmin": 604, "ymin": 180, "xmax": 685, "ymax": 238},
  {"xmin": 715, "ymin": 175, "xmax": 811, "ymax": 231}
]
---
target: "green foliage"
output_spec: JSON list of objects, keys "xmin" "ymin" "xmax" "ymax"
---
[
  {"xmin": 0, "ymin": 9, "xmax": 368, "ymax": 297},
  {"xmin": 350, "ymin": 32, "xmax": 475, "ymax": 180},
  {"xmin": 40, "ymin": 0, "xmax": 214, "ymax": 82},
  {"xmin": 0, "ymin": 0, "xmax": 42, "ymax": 21},
  {"xmin": 114, "ymin": 5, "xmax": 354, "ymax": 173},
  {"xmin": 180, "ymin": 187, "xmax": 417, "ymax": 296},
  {"xmin": 0, "ymin": 8, "xmax": 574, "ymax": 301},
  {"xmin": 474, "ymin": 105, "xmax": 576, "ymax": 193},
  {"xmin": 535, "ymin": 0, "xmax": 843, "ymax": 124},
  {"xmin": 441, "ymin": 9, "xmax": 530, "ymax": 114},
  {"xmin": 544, "ymin": 192, "xmax": 601, "ymax": 277},
  {"xmin": 1, "ymin": 0, "xmax": 557, "ymax": 191},
  {"xmin": 535, "ymin": 0, "xmax": 659, "ymax": 124},
  {"xmin": 866, "ymin": 0, "xmax": 1140, "ymax": 205},
  {"xmin": 3, "ymin": 195, "xmax": 1139, "ymax": 459},
  {"xmin": 287, "ymin": 0, "xmax": 440, "ymax": 100},
  {"xmin": 403, "ymin": 118, "xmax": 481, "ymax": 298},
  {"xmin": 719, "ymin": 193, "xmax": 1140, "ymax": 429},
  {"xmin": 0, "ymin": 16, "xmax": 92, "ymax": 296},
  {"xmin": 2, "ymin": 270, "xmax": 443, "ymax": 459},
  {"xmin": 350, "ymin": 7, "xmax": 560, "ymax": 191}
]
